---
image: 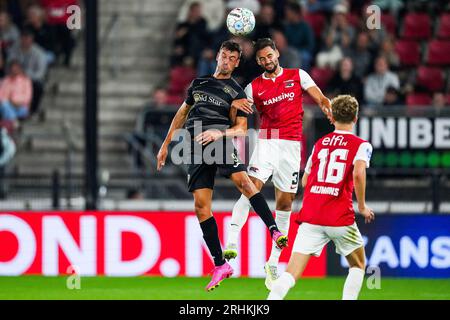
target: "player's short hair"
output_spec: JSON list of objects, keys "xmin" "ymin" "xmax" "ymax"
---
[
  {"xmin": 219, "ymin": 40, "xmax": 242, "ymax": 58},
  {"xmin": 331, "ymin": 95, "xmax": 359, "ymax": 123},
  {"xmin": 254, "ymin": 38, "xmax": 277, "ymax": 53}
]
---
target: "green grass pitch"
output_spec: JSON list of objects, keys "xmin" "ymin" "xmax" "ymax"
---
[{"xmin": 0, "ymin": 276, "xmax": 449, "ymax": 300}]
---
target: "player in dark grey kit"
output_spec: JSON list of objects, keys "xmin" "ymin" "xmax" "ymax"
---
[{"xmin": 157, "ymin": 41, "xmax": 288, "ymax": 292}]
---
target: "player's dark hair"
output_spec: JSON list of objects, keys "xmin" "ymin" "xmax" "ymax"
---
[
  {"xmin": 220, "ymin": 40, "xmax": 242, "ymax": 58},
  {"xmin": 254, "ymin": 38, "xmax": 277, "ymax": 53},
  {"xmin": 331, "ymin": 95, "xmax": 359, "ymax": 123}
]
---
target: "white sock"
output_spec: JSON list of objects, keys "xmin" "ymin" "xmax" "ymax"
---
[
  {"xmin": 342, "ymin": 267, "xmax": 365, "ymax": 300},
  {"xmin": 267, "ymin": 210, "xmax": 291, "ymax": 266},
  {"xmin": 227, "ymin": 194, "xmax": 251, "ymax": 246},
  {"xmin": 267, "ymin": 272, "xmax": 295, "ymax": 300}
]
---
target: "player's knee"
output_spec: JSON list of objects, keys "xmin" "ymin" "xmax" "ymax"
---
[
  {"xmin": 240, "ymin": 181, "xmax": 255, "ymax": 197},
  {"xmin": 194, "ymin": 201, "xmax": 211, "ymax": 219},
  {"xmin": 348, "ymin": 257, "xmax": 365, "ymax": 270}
]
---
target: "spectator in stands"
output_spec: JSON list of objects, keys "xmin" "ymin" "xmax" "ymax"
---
[
  {"xmin": 24, "ymin": 5, "xmax": 56, "ymax": 65},
  {"xmin": 40, "ymin": 0, "xmax": 77, "ymax": 67},
  {"xmin": 283, "ymin": 2, "xmax": 314, "ymax": 71},
  {"xmin": 300, "ymin": 0, "xmax": 341, "ymax": 13},
  {"xmin": 197, "ymin": 48, "xmax": 216, "ymax": 76},
  {"xmin": 252, "ymin": 4, "xmax": 282, "ymax": 40},
  {"xmin": 349, "ymin": 31, "xmax": 372, "ymax": 79},
  {"xmin": 432, "ymin": 92, "xmax": 447, "ymax": 109},
  {"xmin": 383, "ymin": 86, "xmax": 403, "ymax": 106},
  {"xmin": 323, "ymin": 4, "xmax": 356, "ymax": 47},
  {"xmin": 7, "ymin": 29, "xmax": 47, "ymax": 115},
  {"xmin": 0, "ymin": 11, "xmax": 20, "ymax": 58},
  {"xmin": 271, "ymin": 29, "xmax": 301, "ymax": 69},
  {"xmin": 378, "ymin": 35, "xmax": 399, "ymax": 70},
  {"xmin": 315, "ymin": 30, "xmax": 343, "ymax": 69},
  {"xmin": 0, "ymin": 60, "xmax": 33, "ymax": 121},
  {"xmin": 171, "ymin": 2, "xmax": 209, "ymax": 66},
  {"xmin": 326, "ymin": 57, "xmax": 363, "ymax": 102},
  {"xmin": 364, "ymin": 55, "xmax": 400, "ymax": 106}
]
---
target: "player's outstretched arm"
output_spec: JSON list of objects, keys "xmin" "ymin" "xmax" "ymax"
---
[
  {"xmin": 353, "ymin": 160, "xmax": 375, "ymax": 223},
  {"xmin": 306, "ymin": 86, "xmax": 332, "ymax": 122},
  {"xmin": 157, "ymin": 102, "xmax": 191, "ymax": 171}
]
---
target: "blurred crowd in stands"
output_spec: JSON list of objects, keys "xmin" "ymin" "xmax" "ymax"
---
[
  {"xmin": 0, "ymin": 0, "xmax": 78, "ymax": 177},
  {"xmin": 151, "ymin": 0, "xmax": 450, "ymax": 114}
]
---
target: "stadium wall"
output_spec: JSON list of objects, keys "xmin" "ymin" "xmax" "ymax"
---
[{"xmin": 0, "ymin": 212, "xmax": 448, "ymax": 278}]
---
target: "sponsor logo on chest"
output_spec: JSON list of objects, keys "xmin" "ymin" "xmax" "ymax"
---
[{"xmin": 262, "ymin": 92, "xmax": 295, "ymax": 106}]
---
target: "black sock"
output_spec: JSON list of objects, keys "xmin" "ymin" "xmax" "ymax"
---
[
  {"xmin": 249, "ymin": 192, "xmax": 279, "ymax": 237},
  {"xmin": 200, "ymin": 216, "xmax": 225, "ymax": 267}
]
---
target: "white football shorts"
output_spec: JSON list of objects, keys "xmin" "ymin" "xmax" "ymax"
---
[
  {"xmin": 292, "ymin": 222, "xmax": 364, "ymax": 257},
  {"xmin": 247, "ymin": 139, "xmax": 301, "ymax": 193}
]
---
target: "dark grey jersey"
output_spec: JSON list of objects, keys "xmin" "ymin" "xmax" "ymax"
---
[{"xmin": 184, "ymin": 75, "xmax": 248, "ymax": 135}]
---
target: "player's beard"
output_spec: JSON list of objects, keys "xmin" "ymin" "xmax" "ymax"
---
[
  {"xmin": 218, "ymin": 67, "xmax": 232, "ymax": 76},
  {"xmin": 264, "ymin": 61, "xmax": 278, "ymax": 74}
]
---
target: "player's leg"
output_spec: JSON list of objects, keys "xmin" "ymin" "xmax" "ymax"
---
[
  {"xmin": 267, "ymin": 252, "xmax": 310, "ymax": 300},
  {"xmin": 265, "ymin": 139, "xmax": 301, "ymax": 286},
  {"xmin": 264, "ymin": 188, "xmax": 296, "ymax": 288},
  {"xmin": 193, "ymin": 188, "xmax": 234, "ymax": 291},
  {"xmin": 342, "ymin": 246, "xmax": 366, "ymax": 300},
  {"xmin": 268, "ymin": 222, "xmax": 328, "ymax": 299},
  {"xmin": 326, "ymin": 223, "xmax": 365, "ymax": 300},
  {"xmin": 224, "ymin": 176, "xmax": 264, "ymax": 260},
  {"xmin": 229, "ymin": 171, "xmax": 288, "ymax": 249},
  {"xmin": 225, "ymin": 139, "xmax": 273, "ymax": 259}
]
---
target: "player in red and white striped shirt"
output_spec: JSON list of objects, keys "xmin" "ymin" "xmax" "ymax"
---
[
  {"xmin": 268, "ymin": 95, "xmax": 375, "ymax": 300},
  {"xmin": 224, "ymin": 38, "xmax": 332, "ymax": 290}
]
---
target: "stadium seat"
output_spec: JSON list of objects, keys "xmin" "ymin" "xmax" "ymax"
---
[
  {"xmin": 400, "ymin": 13, "xmax": 431, "ymax": 40},
  {"xmin": 380, "ymin": 13, "xmax": 396, "ymax": 35},
  {"xmin": 436, "ymin": 13, "xmax": 450, "ymax": 39},
  {"xmin": 425, "ymin": 40, "xmax": 450, "ymax": 65},
  {"xmin": 310, "ymin": 67, "xmax": 335, "ymax": 89},
  {"xmin": 304, "ymin": 13, "xmax": 326, "ymax": 38},
  {"xmin": 167, "ymin": 66, "xmax": 196, "ymax": 96},
  {"xmin": 406, "ymin": 93, "xmax": 432, "ymax": 106},
  {"xmin": 416, "ymin": 66, "xmax": 445, "ymax": 92},
  {"xmin": 394, "ymin": 40, "xmax": 421, "ymax": 67}
]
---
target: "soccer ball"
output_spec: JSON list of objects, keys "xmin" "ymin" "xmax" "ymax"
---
[{"xmin": 226, "ymin": 8, "xmax": 255, "ymax": 36}]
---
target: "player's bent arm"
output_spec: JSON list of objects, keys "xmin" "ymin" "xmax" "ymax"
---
[
  {"xmin": 224, "ymin": 116, "xmax": 247, "ymax": 137},
  {"xmin": 353, "ymin": 160, "xmax": 368, "ymax": 212},
  {"xmin": 306, "ymin": 86, "xmax": 332, "ymax": 119}
]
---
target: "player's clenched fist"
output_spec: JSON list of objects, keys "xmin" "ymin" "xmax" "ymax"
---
[
  {"xmin": 157, "ymin": 145, "xmax": 168, "ymax": 171},
  {"xmin": 231, "ymin": 98, "xmax": 253, "ymax": 114},
  {"xmin": 359, "ymin": 205, "xmax": 375, "ymax": 224}
]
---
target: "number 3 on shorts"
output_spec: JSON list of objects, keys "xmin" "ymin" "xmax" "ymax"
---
[{"xmin": 292, "ymin": 172, "xmax": 299, "ymax": 185}]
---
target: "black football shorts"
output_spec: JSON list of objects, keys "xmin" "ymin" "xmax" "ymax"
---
[{"xmin": 187, "ymin": 140, "xmax": 246, "ymax": 192}]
